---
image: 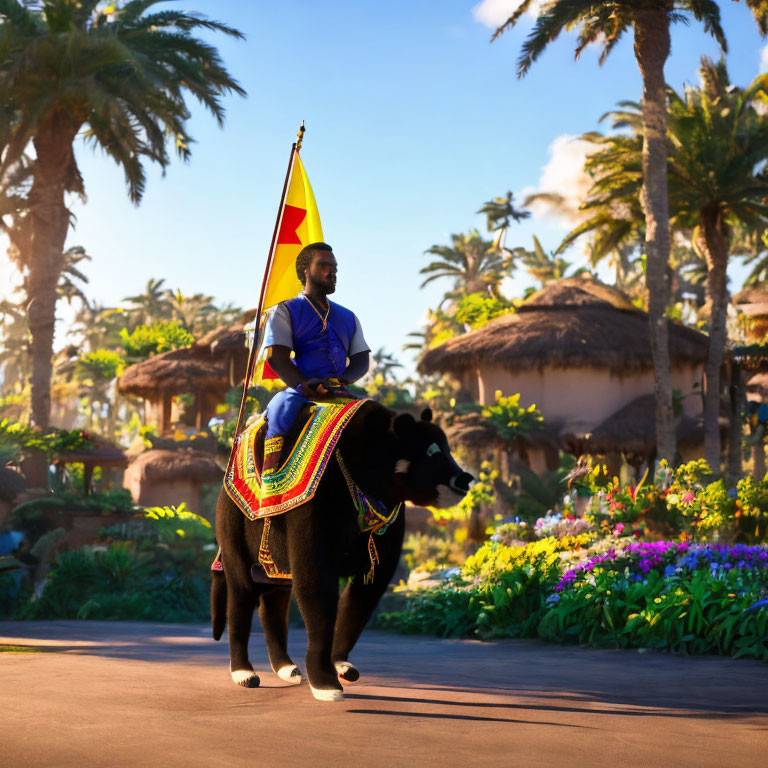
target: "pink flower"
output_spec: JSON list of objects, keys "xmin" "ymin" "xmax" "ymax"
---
[
  {"xmin": 614, "ymin": 523, "xmax": 625, "ymax": 535},
  {"xmin": 682, "ymin": 492, "xmax": 695, "ymax": 504}
]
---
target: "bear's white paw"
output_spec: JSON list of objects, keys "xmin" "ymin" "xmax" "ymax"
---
[
  {"xmin": 231, "ymin": 668, "xmax": 260, "ymax": 688},
  {"xmin": 276, "ymin": 664, "xmax": 302, "ymax": 684},
  {"xmin": 310, "ymin": 685, "xmax": 344, "ymax": 702},
  {"xmin": 334, "ymin": 661, "xmax": 360, "ymax": 683}
]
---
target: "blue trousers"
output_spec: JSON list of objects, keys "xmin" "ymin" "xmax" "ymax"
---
[{"xmin": 264, "ymin": 388, "xmax": 311, "ymax": 441}]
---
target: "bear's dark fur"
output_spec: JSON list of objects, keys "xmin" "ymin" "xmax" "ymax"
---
[{"xmin": 211, "ymin": 400, "xmax": 472, "ymax": 700}]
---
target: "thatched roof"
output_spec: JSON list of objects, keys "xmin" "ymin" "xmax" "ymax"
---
[
  {"xmin": 732, "ymin": 285, "xmax": 768, "ymax": 317},
  {"xmin": 733, "ymin": 285, "xmax": 768, "ymax": 305},
  {"xmin": 576, "ymin": 394, "xmax": 726, "ymax": 455},
  {"xmin": 0, "ymin": 467, "xmax": 28, "ymax": 502},
  {"xmin": 445, "ymin": 414, "xmax": 501, "ymax": 449},
  {"xmin": 524, "ymin": 278, "xmax": 635, "ymax": 310},
  {"xmin": 118, "ymin": 347, "xmax": 229, "ymax": 399},
  {"xmin": 54, "ymin": 434, "xmax": 127, "ymax": 467},
  {"xmin": 420, "ymin": 280, "xmax": 709, "ymax": 376},
  {"xmin": 124, "ymin": 449, "xmax": 223, "ymax": 485},
  {"xmin": 194, "ymin": 325, "xmax": 246, "ymax": 355},
  {"xmin": 444, "ymin": 412, "xmax": 562, "ymax": 451}
]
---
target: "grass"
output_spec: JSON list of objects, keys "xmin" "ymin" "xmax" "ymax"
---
[{"xmin": 0, "ymin": 644, "xmax": 43, "ymax": 653}]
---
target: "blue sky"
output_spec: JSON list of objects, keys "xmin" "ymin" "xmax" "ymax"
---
[{"xmin": 4, "ymin": 0, "xmax": 766, "ymax": 369}]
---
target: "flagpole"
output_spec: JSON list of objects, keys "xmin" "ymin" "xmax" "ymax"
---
[{"xmin": 227, "ymin": 122, "xmax": 304, "ymax": 459}]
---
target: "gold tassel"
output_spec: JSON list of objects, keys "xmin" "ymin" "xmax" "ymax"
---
[{"xmin": 364, "ymin": 532, "xmax": 380, "ymax": 584}]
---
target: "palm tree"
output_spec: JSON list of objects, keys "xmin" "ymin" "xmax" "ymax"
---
[
  {"xmin": 123, "ymin": 278, "xmax": 173, "ymax": 327},
  {"xmin": 420, "ymin": 229, "xmax": 509, "ymax": 304},
  {"xmin": 56, "ymin": 246, "xmax": 91, "ymax": 309},
  {"xmin": 0, "ymin": 1, "xmax": 245, "ymax": 468},
  {"xmin": 520, "ymin": 235, "xmax": 586, "ymax": 288},
  {"xmin": 667, "ymin": 59, "xmax": 768, "ymax": 472},
  {"xmin": 164, "ymin": 288, "xmax": 218, "ymax": 335},
  {"xmin": 556, "ymin": 59, "xmax": 768, "ymax": 475},
  {"xmin": 490, "ymin": 0, "xmax": 732, "ymax": 462},
  {"xmin": 477, "ymin": 190, "xmax": 530, "ymax": 256},
  {"xmin": 69, "ymin": 302, "xmax": 128, "ymax": 354}
]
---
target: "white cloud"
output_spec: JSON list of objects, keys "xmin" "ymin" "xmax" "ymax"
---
[
  {"xmin": 760, "ymin": 44, "xmax": 768, "ymax": 74},
  {"xmin": 521, "ymin": 134, "xmax": 595, "ymax": 228},
  {"xmin": 472, "ymin": 0, "xmax": 545, "ymax": 28}
]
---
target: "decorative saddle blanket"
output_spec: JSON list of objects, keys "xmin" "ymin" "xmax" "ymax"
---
[
  {"xmin": 217, "ymin": 396, "xmax": 403, "ymax": 584},
  {"xmin": 223, "ymin": 397, "xmax": 369, "ymax": 520}
]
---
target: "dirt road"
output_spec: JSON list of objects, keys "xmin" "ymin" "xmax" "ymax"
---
[{"xmin": 1, "ymin": 620, "xmax": 766, "ymax": 767}]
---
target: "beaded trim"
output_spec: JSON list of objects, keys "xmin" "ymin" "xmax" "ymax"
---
[{"xmin": 336, "ymin": 452, "xmax": 402, "ymax": 583}]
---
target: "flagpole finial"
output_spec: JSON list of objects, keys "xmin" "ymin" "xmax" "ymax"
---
[{"xmin": 296, "ymin": 121, "xmax": 305, "ymax": 151}]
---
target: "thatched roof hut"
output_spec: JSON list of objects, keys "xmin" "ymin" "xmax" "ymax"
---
[
  {"xmin": 419, "ymin": 282, "xmax": 709, "ymax": 377},
  {"xmin": 53, "ymin": 434, "xmax": 128, "ymax": 494},
  {"xmin": 118, "ymin": 311, "xmax": 253, "ymax": 436},
  {"xmin": 420, "ymin": 277, "xmax": 713, "ymax": 472},
  {"xmin": 445, "ymin": 414, "xmax": 500, "ymax": 450},
  {"xmin": 572, "ymin": 394, "xmax": 726, "ymax": 459},
  {"xmin": 525, "ymin": 277, "xmax": 636, "ymax": 310},
  {"xmin": 118, "ymin": 348, "xmax": 230, "ymax": 435},
  {"xmin": 123, "ymin": 449, "xmax": 222, "ymax": 512},
  {"xmin": 119, "ymin": 348, "xmax": 229, "ymax": 400},
  {"xmin": 733, "ymin": 286, "xmax": 768, "ymax": 342},
  {"xmin": 733, "ymin": 285, "xmax": 768, "ymax": 311}
]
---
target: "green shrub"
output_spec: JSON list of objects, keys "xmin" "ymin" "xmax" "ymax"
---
[
  {"xmin": 120, "ymin": 321, "xmax": 194, "ymax": 360},
  {"xmin": 76, "ymin": 350, "xmax": 125, "ymax": 381},
  {"xmin": 8, "ymin": 504, "xmax": 216, "ymax": 623},
  {"xmin": 0, "ymin": 419, "xmax": 91, "ymax": 463}
]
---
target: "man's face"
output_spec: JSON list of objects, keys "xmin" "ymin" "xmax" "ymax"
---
[{"xmin": 307, "ymin": 251, "xmax": 337, "ymax": 294}]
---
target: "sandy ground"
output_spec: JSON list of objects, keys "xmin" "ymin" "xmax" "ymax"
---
[{"xmin": 1, "ymin": 620, "xmax": 767, "ymax": 768}]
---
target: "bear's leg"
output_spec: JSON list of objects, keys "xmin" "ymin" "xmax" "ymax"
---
[
  {"xmin": 332, "ymin": 520, "xmax": 404, "ymax": 682},
  {"xmin": 226, "ymin": 577, "xmax": 260, "ymax": 688},
  {"xmin": 289, "ymin": 562, "xmax": 342, "ymax": 700},
  {"xmin": 259, "ymin": 588, "xmax": 302, "ymax": 684},
  {"xmin": 331, "ymin": 578, "xmax": 390, "ymax": 682}
]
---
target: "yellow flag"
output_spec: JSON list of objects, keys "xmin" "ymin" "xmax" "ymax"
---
[{"xmin": 263, "ymin": 154, "xmax": 323, "ymax": 310}]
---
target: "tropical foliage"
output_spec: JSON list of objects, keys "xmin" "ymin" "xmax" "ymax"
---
[
  {"xmin": 0, "ymin": 0, "xmax": 245, "ymax": 485},
  {"xmin": 559, "ymin": 58, "xmax": 768, "ymax": 473},
  {"xmin": 2, "ymin": 504, "xmax": 215, "ymax": 622},
  {"xmin": 379, "ymin": 534, "xmax": 768, "ymax": 663}
]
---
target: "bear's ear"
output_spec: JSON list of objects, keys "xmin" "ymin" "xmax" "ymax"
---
[
  {"xmin": 420, "ymin": 407, "xmax": 433, "ymax": 423},
  {"xmin": 393, "ymin": 413, "xmax": 416, "ymax": 437},
  {"xmin": 365, "ymin": 406, "xmax": 392, "ymax": 436}
]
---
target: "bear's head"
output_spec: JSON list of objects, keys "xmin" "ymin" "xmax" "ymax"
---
[{"xmin": 389, "ymin": 407, "xmax": 474, "ymax": 509}]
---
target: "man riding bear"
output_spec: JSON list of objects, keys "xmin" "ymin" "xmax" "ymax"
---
[{"xmin": 262, "ymin": 242, "xmax": 370, "ymax": 472}]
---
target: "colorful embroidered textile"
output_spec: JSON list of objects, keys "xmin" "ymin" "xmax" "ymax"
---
[
  {"xmin": 224, "ymin": 398, "xmax": 368, "ymax": 520},
  {"xmin": 337, "ymin": 452, "xmax": 402, "ymax": 583}
]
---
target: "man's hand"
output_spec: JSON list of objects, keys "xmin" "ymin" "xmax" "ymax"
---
[{"xmin": 299, "ymin": 378, "xmax": 333, "ymax": 400}]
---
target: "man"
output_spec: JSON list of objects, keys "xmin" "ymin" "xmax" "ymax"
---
[{"xmin": 261, "ymin": 242, "xmax": 370, "ymax": 472}]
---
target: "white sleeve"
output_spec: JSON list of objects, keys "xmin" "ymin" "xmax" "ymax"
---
[
  {"xmin": 348, "ymin": 314, "xmax": 370, "ymax": 355},
  {"xmin": 263, "ymin": 303, "xmax": 293, "ymax": 349}
]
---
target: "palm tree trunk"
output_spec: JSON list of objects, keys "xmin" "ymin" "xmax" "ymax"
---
[
  {"xmin": 726, "ymin": 362, "xmax": 745, "ymax": 485},
  {"xmin": 698, "ymin": 211, "xmax": 730, "ymax": 476},
  {"xmin": 633, "ymin": 8, "xmax": 676, "ymax": 463},
  {"xmin": 17, "ymin": 115, "xmax": 79, "ymax": 485}
]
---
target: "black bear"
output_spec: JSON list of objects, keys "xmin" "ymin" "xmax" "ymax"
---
[{"xmin": 212, "ymin": 401, "xmax": 473, "ymax": 701}]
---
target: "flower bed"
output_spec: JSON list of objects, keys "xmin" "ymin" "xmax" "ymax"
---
[{"xmin": 378, "ymin": 536, "xmax": 768, "ymax": 662}]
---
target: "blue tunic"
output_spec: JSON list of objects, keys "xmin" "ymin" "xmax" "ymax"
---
[{"xmin": 262, "ymin": 295, "xmax": 365, "ymax": 441}]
